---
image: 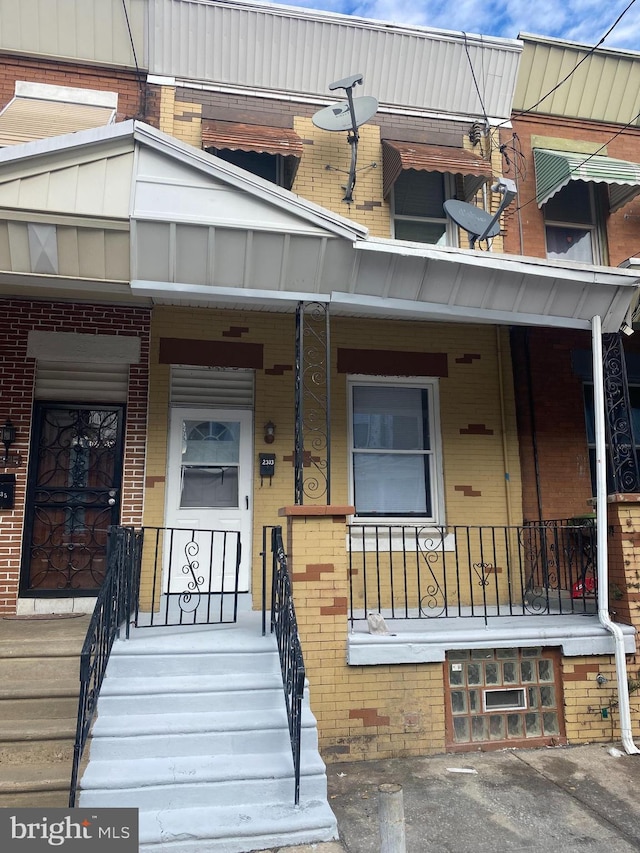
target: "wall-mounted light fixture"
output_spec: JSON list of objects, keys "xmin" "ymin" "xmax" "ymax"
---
[
  {"xmin": 264, "ymin": 421, "xmax": 276, "ymax": 444},
  {"xmin": 2, "ymin": 419, "xmax": 16, "ymax": 464}
]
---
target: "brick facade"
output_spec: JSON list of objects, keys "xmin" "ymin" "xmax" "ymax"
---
[
  {"xmin": 501, "ymin": 113, "xmax": 640, "ymax": 265},
  {"xmin": 0, "ymin": 299, "xmax": 150, "ymax": 614},
  {"xmin": 0, "ymin": 53, "xmax": 153, "ymax": 126}
]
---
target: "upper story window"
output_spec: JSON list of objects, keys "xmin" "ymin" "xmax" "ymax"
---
[
  {"xmin": 202, "ymin": 121, "xmax": 303, "ymax": 191},
  {"xmin": 543, "ymin": 181, "xmax": 605, "ymax": 264},
  {"xmin": 213, "ymin": 149, "xmax": 296, "ymax": 190},
  {"xmin": 348, "ymin": 376, "xmax": 444, "ymax": 522},
  {"xmin": 392, "ymin": 169, "xmax": 457, "ymax": 246},
  {"xmin": 382, "ymin": 141, "xmax": 492, "ymax": 249}
]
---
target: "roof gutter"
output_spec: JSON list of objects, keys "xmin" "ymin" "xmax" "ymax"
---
[{"xmin": 592, "ymin": 313, "xmax": 640, "ymax": 755}]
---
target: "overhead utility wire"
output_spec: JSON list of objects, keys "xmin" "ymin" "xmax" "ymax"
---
[
  {"xmin": 463, "ymin": 32, "xmax": 489, "ymax": 128},
  {"xmin": 512, "ymin": 0, "xmax": 637, "ymax": 120},
  {"xmin": 515, "ymin": 103, "xmax": 640, "ymax": 216},
  {"xmin": 121, "ymin": 0, "xmax": 147, "ymax": 119}
]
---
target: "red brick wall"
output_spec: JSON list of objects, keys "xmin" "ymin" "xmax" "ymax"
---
[
  {"xmin": 501, "ymin": 114, "xmax": 640, "ymax": 265},
  {"xmin": 511, "ymin": 327, "xmax": 594, "ymax": 521},
  {"xmin": 0, "ymin": 299, "xmax": 150, "ymax": 614},
  {"xmin": 0, "ymin": 53, "xmax": 156, "ymax": 125},
  {"xmin": 512, "ymin": 326, "xmax": 640, "ymax": 521}
]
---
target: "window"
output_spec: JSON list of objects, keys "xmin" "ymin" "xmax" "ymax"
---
[
  {"xmin": 544, "ymin": 181, "xmax": 605, "ymax": 264},
  {"xmin": 392, "ymin": 170, "xmax": 457, "ymax": 246},
  {"xmin": 213, "ymin": 149, "xmax": 295, "ymax": 189},
  {"xmin": 583, "ymin": 383, "xmax": 640, "ymax": 493},
  {"xmin": 348, "ymin": 377, "xmax": 443, "ymax": 520}
]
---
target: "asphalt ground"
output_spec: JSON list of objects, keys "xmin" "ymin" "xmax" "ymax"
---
[{"xmin": 322, "ymin": 743, "xmax": 640, "ymax": 853}]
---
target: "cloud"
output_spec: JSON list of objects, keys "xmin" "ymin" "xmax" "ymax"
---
[{"xmin": 264, "ymin": 0, "xmax": 640, "ymax": 50}]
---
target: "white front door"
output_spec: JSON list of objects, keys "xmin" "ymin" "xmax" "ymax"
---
[{"xmin": 166, "ymin": 408, "xmax": 253, "ymax": 592}]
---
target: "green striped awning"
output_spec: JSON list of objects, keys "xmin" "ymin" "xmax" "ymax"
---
[{"xmin": 534, "ymin": 148, "xmax": 640, "ymax": 212}]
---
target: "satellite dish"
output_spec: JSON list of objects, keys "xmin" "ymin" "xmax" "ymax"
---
[
  {"xmin": 443, "ymin": 200, "xmax": 501, "ymax": 244},
  {"xmin": 443, "ymin": 178, "xmax": 517, "ymax": 249},
  {"xmin": 312, "ymin": 96, "xmax": 378, "ymax": 133},
  {"xmin": 311, "ymin": 74, "xmax": 378, "ymax": 203}
]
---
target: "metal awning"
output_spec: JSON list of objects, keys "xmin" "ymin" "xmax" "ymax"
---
[
  {"xmin": 382, "ymin": 140, "xmax": 493, "ymax": 199},
  {"xmin": 202, "ymin": 121, "xmax": 303, "ymax": 158},
  {"xmin": 534, "ymin": 148, "xmax": 640, "ymax": 212},
  {"xmin": 0, "ymin": 82, "xmax": 117, "ymax": 147}
]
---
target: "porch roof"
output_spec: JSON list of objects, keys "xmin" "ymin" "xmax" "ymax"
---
[{"xmin": 0, "ymin": 120, "xmax": 638, "ymax": 333}]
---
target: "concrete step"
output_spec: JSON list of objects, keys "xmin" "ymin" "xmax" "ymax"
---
[
  {"xmin": 88, "ymin": 707, "xmax": 319, "ymax": 760},
  {"xmin": 0, "ymin": 695, "xmax": 79, "ymax": 720},
  {"xmin": 98, "ymin": 673, "xmax": 284, "ymax": 714},
  {"xmin": 106, "ymin": 648, "xmax": 280, "ymax": 678},
  {"xmin": 0, "ymin": 655, "xmax": 79, "ymax": 684},
  {"xmin": 80, "ymin": 750, "xmax": 328, "ymax": 809},
  {"xmin": 0, "ymin": 719, "xmax": 76, "ymax": 765},
  {"xmin": 0, "ymin": 762, "xmax": 72, "ymax": 808},
  {"xmin": 136, "ymin": 800, "xmax": 337, "ymax": 853}
]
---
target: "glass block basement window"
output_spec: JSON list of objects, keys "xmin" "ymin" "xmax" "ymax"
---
[{"xmin": 444, "ymin": 648, "xmax": 565, "ymax": 750}]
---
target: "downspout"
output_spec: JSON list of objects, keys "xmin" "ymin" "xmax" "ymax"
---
[{"xmin": 592, "ymin": 314, "xmax": 640, "ymax": 754}]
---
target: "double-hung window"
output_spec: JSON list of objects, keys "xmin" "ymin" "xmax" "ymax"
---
[
  {"xmin": 544, "ymin": 181, "xmax": 605, "ymax": 264},
  {"xmin": 392, "ymin": 169, "xmax": 457, "ymax": 247},
  {"xmin": 348, "ymin": 377, "xmax": 443, "ymax": 521}
]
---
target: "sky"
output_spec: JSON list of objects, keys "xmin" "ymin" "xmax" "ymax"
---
[{"xmin": 264, "ymin": 0, "xmax": 640, "ymax": 51}]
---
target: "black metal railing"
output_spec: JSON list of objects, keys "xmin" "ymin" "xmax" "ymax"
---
[
  {"xmin": 69, "ymin": 525, "xmax": 142, "ymax": 807},
  {"xmin": 269, "ymin": 525, "xmax": 306, "ymax": 805},
  {"xmin": 347, "ymin": 520, "xmax": 597, "ymax": 626},
  {"xmin": 133, "ymin": 527, "xmax": 242, "ymax": 627}
]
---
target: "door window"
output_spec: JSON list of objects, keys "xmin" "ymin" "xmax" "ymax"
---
[{"xmin": 179, "ymin": 420, "xmax": 240, "ymax": 508}]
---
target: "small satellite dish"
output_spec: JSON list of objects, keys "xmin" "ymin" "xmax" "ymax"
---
[
  {"xmin": 443, "ymin": 178, "xmax": 517, "ymax": 249},
  {"xmin": 312, "ymin": 96, "xmax": 378, "ymax": 133},
  {"xmin": 311, "ymin": 73, "xmax": 378, "ymax": 203},
  {"xmin": 443, "ymin": 200, "xmax": 501, "ymax": 243}
]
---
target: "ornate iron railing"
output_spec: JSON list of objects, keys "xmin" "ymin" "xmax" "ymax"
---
[
  {"xmin": 133, "ymin": 527, "xmax": 242, "ymax": 627},
  {"xmin": 269, "ymin": 525, "xmax": 306, "ymax": 805},
  {"xmin": 69, "ymin": 525, "xmax": 142, "ymax": 807},
  {"xmin": 347, "ymin": 521, "xmax": 596, "ymax": 627}
]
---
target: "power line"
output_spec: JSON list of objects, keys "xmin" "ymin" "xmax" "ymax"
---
[{"xmin": 513, "ymin": 0, "xmax": 637, "ymax": 120}]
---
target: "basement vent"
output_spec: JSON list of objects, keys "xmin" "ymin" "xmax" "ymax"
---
[
  {"xmin": 171, "ymin": 366, "xmax": 254, "ymax": 407},
  {"xmin": 34, "ymin": 361, "xmax": 129, "ymax": 402}
]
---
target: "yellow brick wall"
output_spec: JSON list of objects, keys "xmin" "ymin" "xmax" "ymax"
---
[
  {"xmin": 284, "ymin": 510, "xmax": 446, "ymax": 761},
  {"xmin": 292, "ymin": 117, "xmax": 390, "ymax": 238},
  {"xmin": 155, "ymin": 86, "xmax": 513, "ymax": 249},
  {"xmin": 144, "ymin": 306, "xmax": 523, "ymax": 604},
  {"xmin": 562, "ymin": 654, "xmax": 640, "ymax": 743}
]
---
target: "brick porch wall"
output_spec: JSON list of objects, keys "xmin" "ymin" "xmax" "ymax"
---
[
  {"xmin": 0, "ymin": 299, "xmax": 150, "ymax": 614},
  {"xmin": 281, "ymin": 507, "xmax": 447, "ymax": 763}
]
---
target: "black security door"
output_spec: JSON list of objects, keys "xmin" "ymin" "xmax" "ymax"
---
[{"xmin": 21, "ymin": 404, "xmax": 125, "ymax": 595}]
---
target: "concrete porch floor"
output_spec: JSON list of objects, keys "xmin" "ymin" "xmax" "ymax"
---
[{"xmin": 347, "ymin": 612, "xmax": 637, "ymax": 664}]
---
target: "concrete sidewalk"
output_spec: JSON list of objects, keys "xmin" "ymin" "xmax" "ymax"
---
[
  {"xmin": 316, "ymin": 743, "xmax": 640, "ymax": 853},
  {"xmin": 254, "ymin": 742, "xmax": 640, "ymax": 852}
]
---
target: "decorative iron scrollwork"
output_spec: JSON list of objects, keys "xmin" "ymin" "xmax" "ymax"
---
[
  {"xmin": 603, "ymin": 332, "xmax": 640, "ymax": 493},
  {"xmin": 416, "ymin": 527, "xmax": 446, "ymax": 617},
  {"xmin": 179, "ymin": 537, "xmax": 204, "ymax": 613},
  {"xmin": 294, "ymin": 301, "xmax": 331, "ymax": 505}
]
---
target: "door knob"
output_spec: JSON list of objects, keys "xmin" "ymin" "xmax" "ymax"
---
[{"xmin": 108, "ymin": 498, "xmax": 116, "ymax": 506}]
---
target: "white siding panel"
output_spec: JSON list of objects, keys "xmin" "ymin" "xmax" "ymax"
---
[
  {"xmin": 0, "ymin": 152, "xmax": 134, "ymax": 219},
  {"xmin": 0, "ymin": 0, "xmax": 147, "ymax": 69},
  {"xmin": 35, "ymin": 361, "xmax": 129, "ymax": 402},
  {"xmin": 150, "ymin": 0, "xmax": 520, "ymax": 121},
  {"xmin": 171, "ymin": 366, "xmax": 254, "ymax": 407}
]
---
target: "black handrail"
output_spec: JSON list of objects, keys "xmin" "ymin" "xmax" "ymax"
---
[
  {"xmin": 270, "ymin": 525, "xmax": 306, "ymax": 805},
  {"xmin": 69, "ymin": 525, "xmax": 143, "ymax": 807}
]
